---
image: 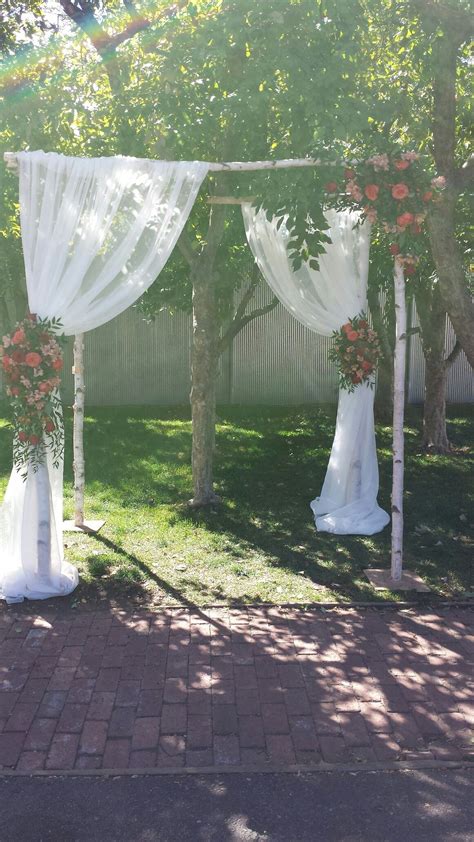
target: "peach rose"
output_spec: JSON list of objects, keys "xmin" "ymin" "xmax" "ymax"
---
[
  {"xmin": 394, "ymin": 160, "xmax": 410, "ymax": 170},
  {"xmin": 347, "ymin": 330, "xmax": 359, "ymax": 341},
  {"xmin": 396, "ymin": 212, "xmax": 415, "ymax": 228},
  {"xmin": 12, "ymin": 329, "xmax": 25, "ymax": 344},
  {"xmin": 391, "ymin": 183, "xmax": 410, "ymax": 200},
  {"xmin": 364, "ymin": 184, "xmax": 379, "ymax": 201},
  {"xmin": 25, "ymin": 352, "xmax": 42, "ymax": 367}
]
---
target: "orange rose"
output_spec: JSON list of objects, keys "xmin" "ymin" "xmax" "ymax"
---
[
  {"xmin": 364, "ymin": 184, "xmax": 379, "ymax": 201},
  {"xmin": 12, "ymin": 329, "xmax": 25, "ymax": 344},
  {"xmin": 394, "ymin": 160, "xmax": 410, "ymax": 170},
  {"xmin": 422, "ymin": 191, "xmax": 433, "ymax": 202},
  {"xmin": 52, "ymin": 358, "xmax": 63, "ymax": 371},
  {"xmin": 25, "ymin": 352, "xmax": 42, "ymax": 367},
  {"xmin": 397, "ymin": 212, "xmax": 415, "ymax": 228},
  {"xmin": 347, "ymin": 330, "xmax": 359, "ymax": 341},
  {"xmin": 392, "ymin": 183, "xmax": 410, "ymax": 200}
]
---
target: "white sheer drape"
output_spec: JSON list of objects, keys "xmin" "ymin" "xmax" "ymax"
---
[
  {"xmin": 242, "ymin": 205, "xmax": 389, "ymax": 535},
  {"xmin": 0, "ymin": 151, "xmax": 208, "ymax": 602}
]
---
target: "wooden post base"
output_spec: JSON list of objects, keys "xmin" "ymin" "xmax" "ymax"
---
[
  {"xmin": 63, "ymin": 519, "xmax": 106, "ymax": 533},
  {"xmin": 364, "ymin": 568, "xmax": 430, "ymax": 592}
]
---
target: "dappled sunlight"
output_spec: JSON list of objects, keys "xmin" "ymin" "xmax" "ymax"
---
[{"xmin": 1, "ymin": 404, "xmax": 472, "ymax": 605}]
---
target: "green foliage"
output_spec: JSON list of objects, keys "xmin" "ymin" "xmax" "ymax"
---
[{"xmin": 0, "ymin": 0, "xmax": 471, "ymax": 329}]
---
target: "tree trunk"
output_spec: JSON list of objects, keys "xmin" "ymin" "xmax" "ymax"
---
[
  {"xmin": 422, "ymin": 358, "xmax": 449, "ymax": 453},
  {"xmin": 415, "ymin": 282, "xmax": 457, "ymax": 455},
  {"xmin": 427, "ymin": 193, "xmax": 474, "ymax": 370},
  {"xmin": 189, "ymin": 204, "xmax": 228, "ymax": 507},
  {"xmin": 374, "ymin": 358, "xmax": 393, "ymax": 422},
  {"xmin": 391, "ymin": 259, "xmax": 406, "ymax": 582},
  {"xmin": 368, "ymin": 286, "xmax": 393, "ymax": 421},
  {"xmin": 190, "ymin": 264, "xmax": 220, "ymax": 507},
  {"xmin": 428, "ymin": 28, "xmax": 474, "ymax": 369}
]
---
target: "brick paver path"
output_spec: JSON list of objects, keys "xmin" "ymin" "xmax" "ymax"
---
[{"xmin": 0, "ymin": 605, "xmax": 472, "ymax": 772}]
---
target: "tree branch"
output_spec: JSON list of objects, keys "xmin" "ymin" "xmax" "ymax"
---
[
  {"xmin": 219, "ymin": 295, "xmax": 279, "ymax": 353},
  {"xmin": 230, "ymin": 265, "xmax": 260, "ymax": 321},
  {"xmin": 367, "ymin": 285, "xmax": 393, "ymax": 363},
  {"xmin": 411, "ymin": 0, "xmax": 473, "ymax": 39},
  {"xmin": 445, "ymin": 338, "xmax": 462, "ymax": 368},
  {"xmin": 176, "ymin": 228, "xmax": 197, "ymax": 268},
  {"xmin": 59, "ymin": 0, "xmax": 151, "ymax": 58}
]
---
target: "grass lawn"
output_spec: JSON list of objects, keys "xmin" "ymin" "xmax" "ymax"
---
[{"xmin": 0, "ymin": 403, "xmax": 473, "ymax": 608}]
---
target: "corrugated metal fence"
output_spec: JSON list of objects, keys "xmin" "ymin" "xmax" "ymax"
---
[{"xmin": 55, "ymin": 285, "xmax": 473, "ymax": 406}]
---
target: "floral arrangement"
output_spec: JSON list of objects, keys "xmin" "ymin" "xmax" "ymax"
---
[
  {"xmin": 328, "ymin": 313, "xmax": 382, "ymax": 392},
  {"xmin": 1, "ymin": 315, "xmax": 65, "ymax": 474},
  {"xmin": 324, "ymin": 152, "xmax": 446, "ymax": 275}
]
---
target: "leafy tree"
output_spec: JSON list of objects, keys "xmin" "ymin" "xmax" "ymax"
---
[
  {"xmin": 1, "ymin": 0, "xmax": 472, "ymax": 492},
  {"xmin": 354, "ymin": 0, "xmax": 473, "ymax": 367},
  {"xmin": 54, "ymin": 0, "xmax": 372, "ymax": 504}
]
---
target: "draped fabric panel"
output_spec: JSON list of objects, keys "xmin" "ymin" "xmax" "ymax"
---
[
  {"xmin": 0, "ymin": 151, "xmax": 208, "ymax": 602},
  {"xmin": 242, "ymin": 205, "xmax": 389, "ymax": 535}
]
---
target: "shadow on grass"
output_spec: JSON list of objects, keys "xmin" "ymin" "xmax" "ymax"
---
[
  {"xmin": 1, "ymin": 402, "xmax": 473, "ymax": 605},
  {"xmin": 83, "ymin": 531, "xmax": 258, "ymax": 616}
]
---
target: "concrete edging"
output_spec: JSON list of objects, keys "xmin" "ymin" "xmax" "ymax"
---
[{"xmin": 0, "ymin": 758, "xmax": 472, "ymax": 779}]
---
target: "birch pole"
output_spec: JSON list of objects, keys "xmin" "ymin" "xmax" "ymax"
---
[
  {"xmin": 4, "ymin": 152, "xmax": 358, "ymax": 174},
  {"xmin": 391, "ymin": 258, "xmax": 406, "ymax": 581},
  {"xmin": 73, "ymin": 333, "xmax": 85, "ymax": 528}
]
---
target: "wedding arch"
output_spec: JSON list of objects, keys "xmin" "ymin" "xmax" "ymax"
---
[{"xmin": 1, "ymin": 149, "xmax": 426, "ymax": 603}]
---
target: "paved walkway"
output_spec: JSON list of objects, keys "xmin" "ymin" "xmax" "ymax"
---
[{"xmin": 0, "ymin": 605, "xmax": 472, "ymax": 773}]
